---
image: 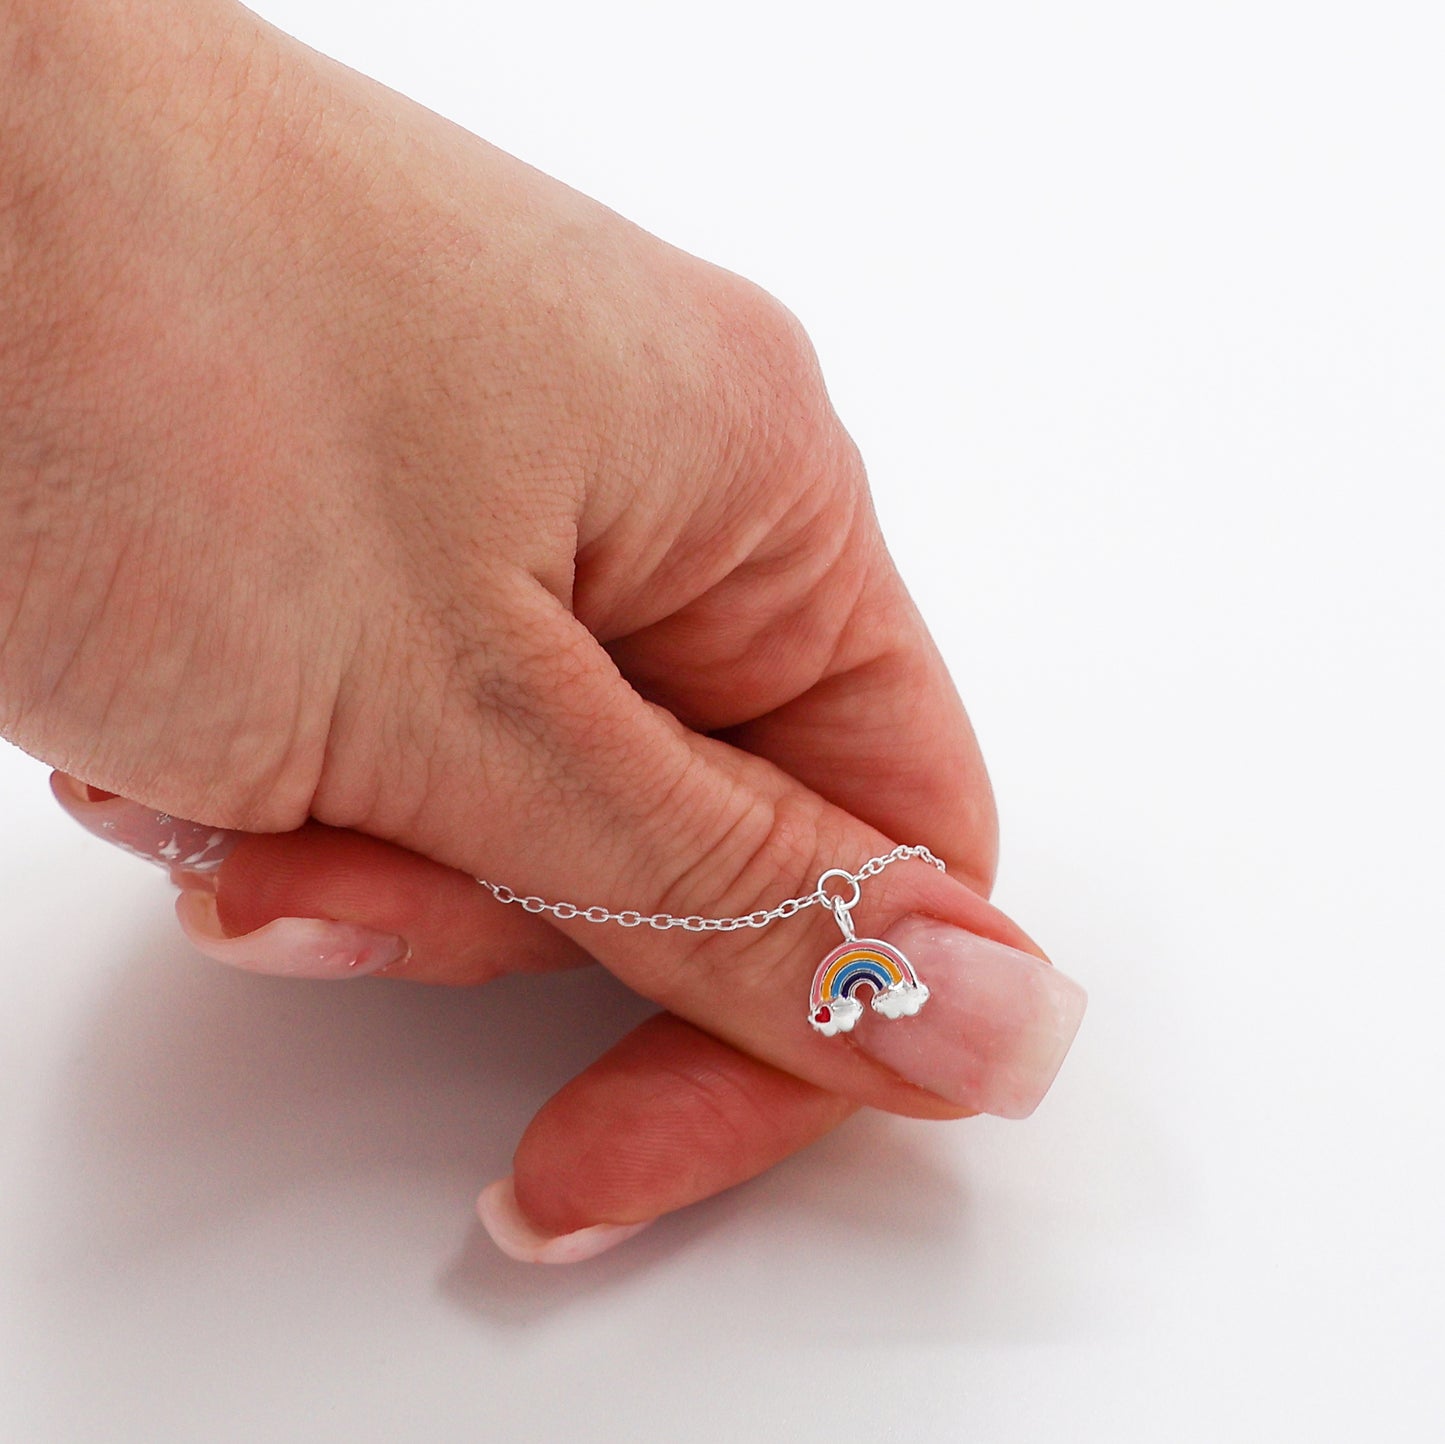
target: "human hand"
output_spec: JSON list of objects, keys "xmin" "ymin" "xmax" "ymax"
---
[{"xmin": 3, "ymin": 0, "xmax": 1085, "ymax": 1260}]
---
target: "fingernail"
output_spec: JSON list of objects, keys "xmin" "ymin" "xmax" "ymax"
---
[
  {"xmin": 852, "ymin": 915, "xmax": 1087, "ymax": 1119},
  {"xmin": 50, "ymin": 770, "xmax": 236, "ymax": 884},
  {"xmin": 476, "ymin": 1176, "xmax": 653, "ymax": 1265},
  {"xmin": 174, "ymin": 889, "xmax": 409, "ymax": 980}
]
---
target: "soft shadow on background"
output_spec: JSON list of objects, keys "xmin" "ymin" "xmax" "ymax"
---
[
  {"xmin": 0, "ymin": 894, "xmax": 1109, "ymax": 1441},
  {"xmin": 26, "ymin": 920, "xmax": 651, "ymax": 1284},
  {"xmin": 10, "ymin": 908, "xmax": 1092, "ymax": 1343}
]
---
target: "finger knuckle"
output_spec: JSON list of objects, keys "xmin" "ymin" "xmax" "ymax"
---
[{"xmin": 643, "ymin": 784, "xmax": 845, "ymax": 985}]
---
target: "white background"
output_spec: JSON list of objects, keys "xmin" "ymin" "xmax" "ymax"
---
[{"xmin": 3, "ymin": 1, "xmax": 1443, "ymax": 1439}]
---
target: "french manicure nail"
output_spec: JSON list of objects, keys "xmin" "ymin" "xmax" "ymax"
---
[
  {"xmin": 853, "ymin": 915, "xmax": 1087, "ymax": 1119},
  {"xmin": 50, "ymin": 770, "xmax": 236, "ymax": 882},
  {"xmin": 476, "ymin": 1175, "xmax": 653, "ymax": 1264},
  {"xmin": 174, "ymin": 889, "xmax": 409, "ymax": 980}
]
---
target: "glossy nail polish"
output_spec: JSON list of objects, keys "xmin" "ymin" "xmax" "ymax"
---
[
  {"xmin": 476, "ymin": 1176, "xmax": 652, "ymax": 1264},
  {"xmin": 175, "ymin": 890, "xmax": 409, "ymax": 980},
  {"xmin": 50, "ymin": 770, "xmax": 236, "ymax": 882},
  {"xmin": 852, "ymin": 915, "xmax": 1087, "ymax": 1118}
]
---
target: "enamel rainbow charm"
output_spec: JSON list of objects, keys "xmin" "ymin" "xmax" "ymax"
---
[
  {"xmin": 806, "ymin": 865, "xmax": 932, "ymax": 1036},
  {"xmin": 808, "ymin": 937, "xmax": 929, "ymax": 1035}
]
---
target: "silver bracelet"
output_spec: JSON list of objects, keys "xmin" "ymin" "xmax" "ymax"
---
[{"xmin": 476, "ymin": 843, "xmax": 946, "ymax": 1037}]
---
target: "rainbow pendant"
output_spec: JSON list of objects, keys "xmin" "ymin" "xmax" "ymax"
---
[{"xmin": 808, "ymin": 938, "xmax": 929, "ymax": 1035}]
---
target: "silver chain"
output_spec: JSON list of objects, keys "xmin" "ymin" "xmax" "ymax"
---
[{"xmin": 475, "ymin": 844, "xmax": 945, "ymax": 933}]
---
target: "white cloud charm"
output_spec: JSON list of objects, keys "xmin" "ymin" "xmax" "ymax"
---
[
  {"xmin": 871, "ymin": 981, "xmax": 930, "ymax": 1020},
  {"xmin": 809, "ymin": 995, "xmax": 864, "ymax": 1036}
]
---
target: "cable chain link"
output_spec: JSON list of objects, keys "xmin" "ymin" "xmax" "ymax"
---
[{"xmin": 475, "ymin": 844, "xmax": 945, "ymax": 931}]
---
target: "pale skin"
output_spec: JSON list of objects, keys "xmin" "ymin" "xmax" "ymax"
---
[{"xmin": 1, "ymin": 0, "xmax": 1083, "ymax": 1259}]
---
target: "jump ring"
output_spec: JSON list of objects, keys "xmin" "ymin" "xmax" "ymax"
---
[{"xmin": 816, "ymin": 868, "xmax": 862, "ymax": 912}]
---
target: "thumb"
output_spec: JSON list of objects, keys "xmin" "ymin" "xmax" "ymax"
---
[{"xmin": 353, "ymin": 580, "xmax": 1086, "ymax": 1120}]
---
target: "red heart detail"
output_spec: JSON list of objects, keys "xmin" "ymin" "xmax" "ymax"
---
[{"xmin": 815, "ymin": 1005, "xmax": 832, "ymax": 1024}]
